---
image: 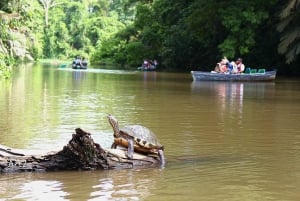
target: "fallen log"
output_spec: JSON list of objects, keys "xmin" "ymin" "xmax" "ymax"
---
[{"xmin": 0, "ymin": 128, "xmax": 161, "ymax": 173}]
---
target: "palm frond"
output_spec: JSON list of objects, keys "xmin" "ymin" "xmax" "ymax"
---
[
  {"xmin": 277, "ymin": 15, "xmax": 294, "ymax": 32},
  {"xmin": 278, "ymin": 27, "xmax": 300, "ymax": 53},
  {"xmin": 285, "ymin": 45, "xmax": 298, "ymax": 63},
  {"xmin": 297, "ymin": 43, "xmax": 300, "ymax": 55},
  {"xmin": 283, "ymin": 36, "xmax": 300, "ymax": 63},
  {"xmin": 279, "ymin": 0, "xmax": 298, "ymax": 19},
  {"xmin": 277, "ymin": 0, "xmax": 300, "ymax": 63}
]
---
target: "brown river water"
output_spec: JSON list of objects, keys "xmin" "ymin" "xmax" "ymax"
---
[{"xmin": 0, "ymin": 63, "xmax": 300, "ymax": 201}]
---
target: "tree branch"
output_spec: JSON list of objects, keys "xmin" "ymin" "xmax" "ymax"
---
[{"xmin": 0, "ymin": 128, "xmax": 161, "ymax": 173}]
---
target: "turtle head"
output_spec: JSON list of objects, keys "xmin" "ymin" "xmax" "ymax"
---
[{"xmin": 107, "ymin": 114, "xmax": 120, "ymax": 137}]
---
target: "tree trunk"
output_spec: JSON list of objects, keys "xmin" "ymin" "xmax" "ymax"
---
[{"xmin": 0, "ymin": 128, "xmax": 161, "ymax": 173}]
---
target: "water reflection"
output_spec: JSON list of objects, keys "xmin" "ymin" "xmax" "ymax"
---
[
  {"xmin": 58, "ymin": 68, "xmax": 137, "ymax": 75},
  {"xmin": 72, "ymin": 70, "xmax": 86, "ymax": 81},
  {"xmin": 191, "ymin": 81, "xmax": 275, "ymax": 117},
  {"xmin": 9, "ymin": 180, "xmax": 68, "ymax": 201},
  {"xmin": 89, "ymin": 169, "xmax": 160, "ymax": 201},
  {"xmin": 142, "ymin": 71, "xmax": 157, "ymax": 83},
  {"xmin": 191, "ymin": 81, "xmax": 276, "ymax": 100},
  {"xmin": 0, "ymin": 168, "xmax": 162, "ymax": 201}
]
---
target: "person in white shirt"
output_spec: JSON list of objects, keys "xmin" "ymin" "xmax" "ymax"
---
[{"xmin": 230, "ymin": 58, "xmax": 245, "ymax": 73}]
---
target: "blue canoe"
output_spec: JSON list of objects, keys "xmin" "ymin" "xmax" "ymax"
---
[{"xmin": 191, "ymin": 69, "xmax": 277, "ymax": 81}]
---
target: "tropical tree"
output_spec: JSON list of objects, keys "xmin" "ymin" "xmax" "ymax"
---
[
  {"xmin": 277, "ymin": 0, "xmax": 300, "ymax": 63},
  {"xmin": 91, "ymin": 0, "xmax": 280, "ymax": 70},
  {"xmin": 0, "ymin": 0, "xmax": 41, "ymax": 77},
  {"xmin": 38, "ymin": 0, "xmax": 62, "ymax": 27}
]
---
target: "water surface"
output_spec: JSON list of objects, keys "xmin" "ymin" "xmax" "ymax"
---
[{"xmin": 0, "ymin": 63, "xmax": 300, "ymax": 200}]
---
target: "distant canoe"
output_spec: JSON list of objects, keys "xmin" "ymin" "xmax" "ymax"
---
[
  {"xmin": 191, "ymin": 70, "xmax": 277, "ymax": 81},
  {"xmin": 72, "ymin": 64, "xmax": 87, "ymax": 70},
  {"xmin": 59, "ymin": 64, "xmax": 67, "ymax": 68},
  {"xmin": 137, "ymin": 65, "xmax": 156, "ymax": 71}
]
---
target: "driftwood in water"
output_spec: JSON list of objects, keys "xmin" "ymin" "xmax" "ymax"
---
[{"xmin": 0, "ymin": 128, "xmax": 160, "ymax": 173}]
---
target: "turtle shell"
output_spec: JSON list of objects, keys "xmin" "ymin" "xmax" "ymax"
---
[{"xmin": 119, "ymin": 125, "xmax": 163, "ymax": 150}]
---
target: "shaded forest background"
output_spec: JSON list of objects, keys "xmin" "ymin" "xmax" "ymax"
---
[{"xmin": 0, "ymin": 0, "xmax": 299, "ymax": 76}]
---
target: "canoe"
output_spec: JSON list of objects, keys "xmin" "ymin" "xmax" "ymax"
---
[
  {"xmin": 191, "ymin": 70, "xmax": 277, "ymax": 81},
  {"xmin": 72, "ymin": 63, "xmax": 87, "ymax": 70},
  {"xmin": 59, "ymin": 64, "xmax": 67, "ymax": 68},
  {"xmin": 137, "ymin": 65, "xmax": 156, "ymax": 71}
]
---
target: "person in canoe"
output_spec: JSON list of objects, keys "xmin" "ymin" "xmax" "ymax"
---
[
  {"xmin": 81, "ymin": 57, "xmax": 88, "ymax": 68},
  {"xmin": 228, "ymin": 58, "xmax": 245, "ymax": 73},
  {"xmin": 214, "ymin": 57, "xmax": 229, "ymax": 73},
  {"xmin": 235, "ymin": 58, "xmax": 245, "ymax": 73},
  {"xmin": 72, "ymin": 56, "xmax": 82, "ymax": 68}
]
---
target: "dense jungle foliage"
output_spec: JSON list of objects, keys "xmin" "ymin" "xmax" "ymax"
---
[{"xmin": 0, "ymin": 0, "xmax": 299, "ymax": 77}]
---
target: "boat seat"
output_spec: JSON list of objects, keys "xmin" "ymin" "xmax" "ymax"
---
[
  {"xmin": 250, "ymin": 69, "xmax": 257, "ymax": 73},
  {"xmin": 258, "ymin": 69, "xmax": 266, "ymax": 73},
  {"xmin": 244, "ymin": 68, "xmax": 251, "ymax": 74}
]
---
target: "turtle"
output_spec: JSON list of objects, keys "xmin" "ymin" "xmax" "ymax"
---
[{"xmin": 107, "ymin": 114, "xmax": 165, "ymax": 165}]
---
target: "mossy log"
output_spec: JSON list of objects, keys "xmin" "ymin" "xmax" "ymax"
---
[{"xmin": 0, "ymin": 128, "xmax": 161, "ymax": 173}]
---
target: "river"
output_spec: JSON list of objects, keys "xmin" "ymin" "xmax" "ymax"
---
[{"xmin": 0, "ymin": 63, "xmax": 300, "ymax": 201}]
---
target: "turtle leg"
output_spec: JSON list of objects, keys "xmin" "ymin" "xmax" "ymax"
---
[
  {"xmin": 111, "ymin": 142, "xmax": 117, "ymax": 149},
  {"xmin": 158, "ymin": 150, "xmax": 165, "ymax": 166},
  {"xmin": 126, "ymin": 138, "xmax": 134, "ymax": 159}
]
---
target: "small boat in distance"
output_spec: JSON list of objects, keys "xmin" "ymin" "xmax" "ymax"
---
[
  {"xmin": 137, "ymin": 65, "xmax": 156, "ymax": 71},
  {"xmin": 191, "ymin": 69, "xmax": 277, "ymax": 81},
  {"xmin": 72, "ymin": 63, "xmax": 87, "ymax": 70},
  {"xmin": 138, "ymin": 59, "xmax": 158, "ymax": 71},
  {"xmin": 72, "ymin": 56, "xmax": 88, "ymax": 70}
]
